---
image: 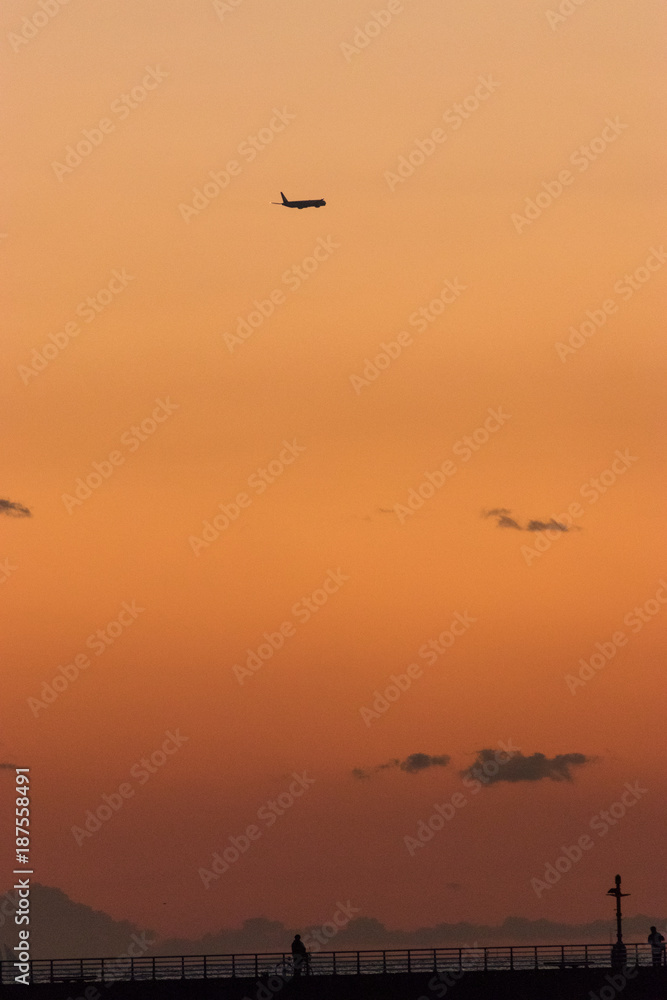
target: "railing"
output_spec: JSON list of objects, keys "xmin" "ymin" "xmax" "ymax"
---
[{"xmin": 0, "ymin": 944, "xmax": 661, "ymax": 985}]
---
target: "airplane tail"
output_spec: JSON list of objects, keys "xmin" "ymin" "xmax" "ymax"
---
[{"xmin": 280, "ymin": 192, "xmax": 288, "ymax": 204}]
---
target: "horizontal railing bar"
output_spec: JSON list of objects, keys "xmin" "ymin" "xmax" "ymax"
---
[{"xmin": 0, "ymin": 944, "xmax": 659, "ymax": 985}]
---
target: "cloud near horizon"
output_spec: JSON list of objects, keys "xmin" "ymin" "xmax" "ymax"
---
[
  {"xmin": 2, "ymin": 884, "xmax": 664, "ymax": 958},
  {"xmin": 461, "ymin": 750, "xmax": 594, "ymax": 785},
  {"xmin": 353, "ymin": 752, "xmax": 451, "ymax": 780},
  {"xmin": 482, "ymin": 509, "xmax": 578, "ymax": 532},
  {"xmin": 0, "ymin": 499, "xmax": 31, "ymax": 517}
]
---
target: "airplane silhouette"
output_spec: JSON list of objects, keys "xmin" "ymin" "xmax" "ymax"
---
[{"xmin": 271, "ymin": 192, "xmax": 326, "ymax": 209}]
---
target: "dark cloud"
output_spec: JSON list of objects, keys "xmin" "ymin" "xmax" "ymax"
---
[
  {"xmin": 0, "ymin": 499, "xmax": 31, "ymax": 517},
  {"xmin": 400, "ymin": 752, "xmax": 451, "ymax": 773},
  {"xmin": 159, "ymin": 911, "xmax": 660, "ymax": 953},
  {"xmin": 461, "ymin": 750, "xmax": 594, "ymax": 786},
  {"xmin": 483, "ymin": 509, "xmax": 578, "ymax": 532},
  {"xmin": 0, "ymin": 884, "xmax": 155, "ymax": 960},
  {"xmin": 351, "ymin": 767, "xmax": 371, "ymax": 780},
  {"xmin": 353, "ymin": 753, "xmax": 451, "ymax": 780},
  {"xmin": 526, "ymin": 519, "xmax": 568, "ymax": 532},
  {"xmin": 4, "ymin": 885, "xmax": 665, "ymax": 956},
  {"xmin": 496, "ymin": 515, "xmax": 522, "ymax": 530}
]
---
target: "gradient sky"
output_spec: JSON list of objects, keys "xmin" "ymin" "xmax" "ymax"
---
[{"xmin": 2, "ymin": 0, "xmax": 666, "ymax": 947}]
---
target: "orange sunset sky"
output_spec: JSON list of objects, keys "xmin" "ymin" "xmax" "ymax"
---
[{"xmin": 2, "ymin": 0, "xmax": 666, "ymax": 949}]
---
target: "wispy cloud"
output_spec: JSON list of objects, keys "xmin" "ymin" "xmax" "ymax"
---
[
  {"xmin": 497, "ymin": 514, "xmax": 522, "ymax": 529},
  {"xmin": 526, "ymin": 519, "xmax": 568, "ymax": 532},
  {"xmin": 353, "ymin": 752, "xmax": 451, "ymax": 780},
  {"xmin": 461, "ymin": 750, "xmax": 594, "ymax": 786},
  {"xmin": 482, "ymin": 509, "xmax": 578, "ymax": 532},
  {"xmin": 0, "ymin": 499, "xmax": 31, "ymax": 518}
]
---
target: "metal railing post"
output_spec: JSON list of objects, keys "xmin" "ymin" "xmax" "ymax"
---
[
  {"xmin": 510, "ymin": 947, "xmax": 514, "ymax": 971},
  {"xmin": 357, "ymin": 950, "xmax": 360, "ymax": 975}
]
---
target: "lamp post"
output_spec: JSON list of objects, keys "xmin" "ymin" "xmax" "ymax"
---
[{"xmin": 606, "ymin": 874, "xmax": 629, "ymax": 969}]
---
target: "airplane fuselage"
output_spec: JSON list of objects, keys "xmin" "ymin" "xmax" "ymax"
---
[{"xmin": 274, "ymin": 192, "xmax": 326, "ymax": 209}]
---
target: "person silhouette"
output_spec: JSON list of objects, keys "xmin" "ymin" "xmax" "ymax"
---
[
  {"xmin": 291, "ymin": 934, "xmax": 308, "ymax": 976},
  {"xmin": 648, "ymin": 926, "xmax": 665, "ymax": 966}
]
